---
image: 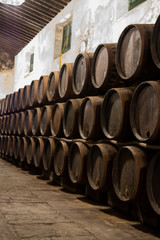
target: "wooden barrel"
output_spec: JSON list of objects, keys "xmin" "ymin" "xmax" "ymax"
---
[
  {"xmin": 63, "ymin": 99, "xmax": 82, "ymax": 138},
  {"xmin": 8, "ymin": 114, "xmax": 14, "ymax": 135},
  {"xmin": 50, "ymin": 103, "xmax": 65, "ymax": 137},
  {"xmin": 17, "ymin": 88, "xmax": 23, "ymax": 111},
  {"xmin": 6, "ymin": 135, "xmax": 11, "ymax": 157},
  {"xmin": 37, "ymin": 75, "xmax": 49, "ymax": 105},
  {"xmin": 26, "ymin": 137, "xmax": 35, "ymax": 165},
  {"xmin": 130, "ymin": 81, "xmax": 160, "ymax": 143},
  {"xmin": 22, "ymin": 85, "xmax": 30, "ymax": 110},
  {"xmin": 79, "ymin": 96, "xmax": 104, "ymax": 139},
  {"xmin": 24, "ymin": 110, "xmax": 32, "ymax": 136},
  {"xmin": 40, "ymin": 105, "xmax": 52, "ymax": 136},
  {"xmin": 8, "ymin": 93, "xmax": 14, "ymax": 113},
  {"xmin": 9, "ymin": 135, "xmax": 15, "ymax": 157},
  {"xmin": 101, "ymin": 87, "xmax": 134, "ymax": 141},
  {"xmin": 2, "ymin": 135, "xmax": 8, "ymax": 156},
  {"xmin": 0, "ymin": 117, "xmax": 2, "ymax": 134},
  {"xmin": 72, "ymin": 53, "xmax": 96, "ymax": 97},
  {"xmin": 33, "ymin": 137, "xmax": 45, "ymax": 168},
  {"xmin": 20, "ymin": 136, "xmax": 30, "ymax": 162},
  {"xmin": 42, "ymin": 137, "xmax": 55, "ymax": 171},
  {"xmin": 13, "ymin": 136, "xmax": 21, "ymax": 160},
  {"xmin": 4, "ymin": 94, "xmax": 9, "ymax": 114},
  {"xmin": 47, "ymin": 71, "xmax": 59, "ymax": 103},
  {"xmin": 151, "ymin": 15, "xmax": 160, "ymax": 69},
  {"xmin": 87, "ymin": 144, "xmax": 117, "ymax": 191},
  {"xmin": 6, "ymin": 94, "xmax": 11, "ymax": 113},
  {"xmin": 17, "ymin": 111, "xmax": 25, "ymax": 135},
  {"xmin": 58, "ymin": 63, "xmax": 74, "ymax": 100},
  {"xmin": 112, "ymin": 146, "xmax": 148, "ymax": 202},
  {"xmin": 116, "ymin": 24, "xmax": 160, "ymax": 85},
  {"xmin": 12, "ymin": 91, "xmax": 18, "ymax": 112},
  {"xmin": 147, "ymin": 151, "xmax": 160, "ymax": 215},
  {"xmin": 29, "ymin": 80, "xmax": 39, "ymax": 108},
  {"xmin": 68, "ymin": 142, "xmax": 89, "ymax": 184},
  {"xmin": 4, "ymin": 115, "xmax": 10, "ymax": 135},
  {"xmin": 1, "ymin": 116, "xmax": 6, "ymax": 134},
  {"xmin": 32, "ymin": 107, "xmax": 41, "ymax": 136},
  {"xmin": 0, "ymin": 98, "xmax": 4, "ymax": 116},
  {"xmin": 91, "ymin": 43, "xmax": 124, "ymax": 91},
  {"xmin": 13, "ymin": 113, "xmax": 19, "ymax": 135},
  {"xmin": 54, "ymin": 141, "xmax": 68, "ymax": 177}
]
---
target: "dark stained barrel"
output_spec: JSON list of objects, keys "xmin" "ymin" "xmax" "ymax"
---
[
  {"xmin": 54, "ymin": 141, "xmax": 68, "ymax": 177},
  {"xmin": 42, "ymin": 137, "xmax": 55, "ymax": 171},
  {"xmin": 130, "ymin": 81, "xmax": 160, "ymax": 143},
  {"xmin": 87, "ymin": 144, "xmax": 117, "ymax": 191},
  {"xmin": 26, "ymin": 137, "xmax": 35, "ymax": 165},
  {"xmin": 32, "ymin": 107, "xmax": 41, "ymax": 136},
  {"xmin": 5, "ymin": 115, "xmax": 10, "ymax": 134},
  {"xmin": 116, "ymin": 24, "xmax": 160, "ymax": 85},
  {"xmin": 147, "ymin": 151, "xmax": 160, "ymax": 215},
  {"xmin": 12, "ymin": 91, "xmax": 18, "ymax": 112},
  {"xmin": 91, "ymin": 43, "xmax": 123, "ymax": 91},
  {"xmin": 58, "ymin": 63, "xmax": 74, "ymax": 100},
  {"xmin": 72, "ymin": 53, "xmax": 96, "ymax": 96},
  {"xmin": 13, "ymin": 136, "xmax": 21, "ymax": 160},
  {"xmin": 79, "ymin": 96, "xmax": 104, "ymax": 139},
  {"xmin": 68, "ymin": 142, "xmax": 89, "ymax": 184},
  {"xmin": 24, "ymin": 110, "xmax": 32, "ymax": 136},
  {"xmin": 1, "ymin": 116, "xmax": 6, "ymax": 134},
  {"xmin": 47, "ymin": 71, "xmax": 59, "ymax": 103},
  {"xmin": 37, "ymin": 75, "xmax": 49, "ymax": 105},
  {"xmin": 0, "ymin": 117, "xmax": 2, "ymax": 134},
  {"xmin": 13, "ymin": 113, "xmax": 19, "ymax": 135},
  {"xmin": 8, "ymin": 93, "xmax": 13, "ymax": 113},
  {"xmin": 22, "ymin": 85, "xmax": 30, "ymax": 110},
  {"xmin": 29, "ymin": 80, "xmax": 39, "ymax": 108},
  {"xmin": 17, "ymin": 88, "xmax": 23, "ymax": 111},
  {"xmin": 17, "ymin": 111, "xmax": 25, "ymax": 135},
  {"xmin": 151, "ymin": 15, "xmax": 160, "ymax": 69},
  {"xmin": 4, "ymin": 94, "xmax": 9, "ymax": 114},
  {"xmin": 33, "ymin": 137, "xmax": 45, "ymax": 168},
  {"xmin": 50, "ymin": 103, "xmax": 65, "ymax": 137},
  {"xmin": 20, "ymin": 136, "xmax": 30, "ymax": 163},
  {"xmin": 9, "ymin": 135, "xmax": 15, "ymax": 158},
  {"xmin": 112, "ymin": 146, "xmax": 148, "ymax": 202},
  {"xmin": 8, "ymin": 114, "xmax": 14, "ymax": 135},
  {"xmin": 63, "ymin": 99, "xmax": 82, "ymax": 138},
  {"xmin": 101, "ymin": 87, "xmax": 134, "ymax": 141},
  {"xmin": 6, "ymin": 94, "xmax": 11, "ymax": 113},
  {"xmin": 0, "ymin": 98, "xmax": 5, "ymax": 116},
  {"xmin": 6, "ymin": 135, "xmax": 11, "ymax": 157},
  {"xmin": 40, "ymin": 105, "xmax": 52, "ymax": 136}
]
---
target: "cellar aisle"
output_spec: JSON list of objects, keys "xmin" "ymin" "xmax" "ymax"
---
[{"xmin": 0, "ymin": 159, "xmax": 159, "ymax": 240}]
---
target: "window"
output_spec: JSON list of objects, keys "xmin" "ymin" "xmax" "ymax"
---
[
  {"xmin": 128, "ymin": 0, "xmax": 146, "ymax": 11},
  {"xmin": 61, "ymin": 21, "xmax": 72, "ymax": 54},
  {"xmin": 54, "ymin": 15, "xmax": 72, "ymax": 59},
  {"xmin": 29, "ymin": 53, "xmax": 34, "ymax": 73}
]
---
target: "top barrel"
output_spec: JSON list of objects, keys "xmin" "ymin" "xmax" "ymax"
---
[
  {"xmin": 116, "ymin": 24, "xmax": 160, "ymax": 85},
  {"xmin": 151, "ymin": 15, "xmax": 160, "ymax": 69}
]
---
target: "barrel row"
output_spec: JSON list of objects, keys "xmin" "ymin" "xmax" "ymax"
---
[
  {"xmin": 1, "ymin": 80, "xmax": 160, "ymax": 144},
  {"xmin": 1, "ymin": 134, "xmax": 160, "ymax": 226}
]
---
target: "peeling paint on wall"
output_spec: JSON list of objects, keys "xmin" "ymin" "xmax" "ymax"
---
[{"xmin": 0, "ymin": 51, "xmax": 14, "ymax": 98}]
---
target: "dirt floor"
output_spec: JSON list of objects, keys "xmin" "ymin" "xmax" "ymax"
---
[{"xmin": 0, "ymin": 159, "xmax": 159, "ymax": 240}]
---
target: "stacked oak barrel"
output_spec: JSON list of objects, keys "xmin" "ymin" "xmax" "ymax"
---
[{"xmin": 1, "ymin": 16, "xmax": 160, "ymax": 228}]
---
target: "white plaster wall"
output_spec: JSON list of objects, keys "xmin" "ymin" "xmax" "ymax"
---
[
  {"xmin": 14, "ymin": 0, "xmax": 160, "ymax": 91},
  {"xmin": 0, "ymin": 69, "xmax": 14, "ymax": 98}
]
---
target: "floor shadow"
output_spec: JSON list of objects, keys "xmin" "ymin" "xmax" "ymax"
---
[
  {"xmin": 77, "ymin": 196, "xmax": 105, "ymax": 206},
  {"xmin": 100, "ymin": 207, "xmax": 133, "ymax": 221},
  {"xmin": 132, "ymin": 223, "xmax": 160, "ymax": 238}
]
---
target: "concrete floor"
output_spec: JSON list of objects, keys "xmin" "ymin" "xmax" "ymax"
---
[{"xmin": 0, "ymin": 159, "xmax": 159, "ymax": 240}]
